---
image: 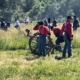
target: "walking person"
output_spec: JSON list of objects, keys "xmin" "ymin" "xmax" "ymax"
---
[
  {"xmin": 61, "ymin": 16, "xmax": 73, "ymax": 58},
  {"xmin": 33, "ymin": 21, "xmax": 50, "ymax": 56},
  {"xmin": 73, "ymin": 16, "xmax": 79, "ymax": 31}
]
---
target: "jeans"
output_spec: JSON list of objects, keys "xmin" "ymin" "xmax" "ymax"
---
[
  {"xmin": 38, "ymin": 34, "xmax": 46, "ymax": 56},
  {"xmin": 62, "ymin": 32, "xmax": 72, "ymax": 57},
  {"xmin": 73, "ymin": 27, "xmax": 77, "ymax": 31}
]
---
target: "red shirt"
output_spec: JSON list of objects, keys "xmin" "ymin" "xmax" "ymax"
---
[
  {"xmin": 33, "ymin": 25, "xmax": 50, "ymax": 35},
  {"xmin": 52, "ymin": 27, "xmax": 61, "ymax": 36},
  {"xmin": 61, "ymin": 20, "xmax": 73, "ymax": 38}
]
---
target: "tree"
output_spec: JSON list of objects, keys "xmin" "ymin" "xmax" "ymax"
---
[{"xmin": 0, "ymin": 0, "xmax": 6, "ymax": 8}]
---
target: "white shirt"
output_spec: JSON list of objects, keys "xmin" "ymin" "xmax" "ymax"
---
[{"xmin": 14, "ymin": 20, "xmax": 20, "ymax": 26}]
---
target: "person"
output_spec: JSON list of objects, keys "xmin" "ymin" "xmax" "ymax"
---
[
  {"xmin": 43, "ymin": 19, "xmax": 48, "ymax": 26},
  {"xmin": 33, "ymin": 21, "xmax": 50, "ymax": 56},
  {"xmin": 25, "ymin": 17, "xmax": 30, "ymax": 24},
  {"xmin": 52, "ymin": 27, "xmax": 64, "ymax": 46},
  {"xmin": 47, "ymin": 18, "xmax": 51, "ymax": 29},
  {"xmin": 25, "ymin": 29, "xmax": 33, "ymax": 37},
  {"xmin": 73, "ymin": 16, "xmax": 79, "ymax": 31},
  {"xmin": 14, "ymin": 18, "xmax": 20, "ymax": 28},
  {"xmin": 61, "ymin": 16, "xmax": 73, "ymax": 58},
  {"xmin": 0, "ymin": 19, "xmax": 7, "ymax": 30},
  {"xmin": 6, "ymin": 20, "xmax": 11, "ymax": 27},
  {"xmin": 51, "ymin": 18, "xmax": 57, "ymax": 29}
]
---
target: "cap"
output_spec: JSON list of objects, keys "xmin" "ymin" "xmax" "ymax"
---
[
  {"xmin": 37, "ymin": 21, "xmax": 44, "ymax": 25},
  {"xmin": 67, "ymin": 16, "xmax": 72, "ymax": 19}
]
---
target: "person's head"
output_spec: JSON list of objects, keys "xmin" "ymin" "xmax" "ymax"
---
[
  {"xmin": 74, "ymin": 16, "xmax": 76, "ymax": 19},
  {"xmin": 1, "ymin": 19, "xmax": 4, "ymax": 21},
  {"xmin": 37, "ymin": 21, "xmax": 44, "ymax": 27},
  {"xmin": 25, "ymin": 29, "xmax": 30, "ymax": 34},
  {"xmin": 67, "ymin": 16, "xmax": 72, "ymax": 22},
  {"xmin": 15, "ymin": 18, "xmax": 18, "ymax": 21}
]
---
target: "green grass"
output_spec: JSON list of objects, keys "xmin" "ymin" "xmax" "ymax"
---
[
  {"xmin": 0, "ymin": 49, "xmax": 80, "ymax": 80},
  {"xmin": 0, "ymin": 24, "xmax": 80, "ymax": 80}
]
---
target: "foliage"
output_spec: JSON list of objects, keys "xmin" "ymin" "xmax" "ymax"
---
[{"xmin": 0, "ymin": 0, "xmax": 80, "ymax": 22}]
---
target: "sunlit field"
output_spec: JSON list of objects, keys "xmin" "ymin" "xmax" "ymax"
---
[{"xmin": 0, "ymin": 23, "xmax": 80, "ymax": 80}]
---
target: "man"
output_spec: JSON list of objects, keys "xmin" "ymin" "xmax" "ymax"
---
[
  {"xmin": 73, "ymin": 16, "xmax": 79, "ymax": 31},
  {"xmin": 47, "ymin": 18, "xmax": 51, "ymax": 29},
  {"xmin": 1, "ymin": 19, "xmax": 7, "ymax": 30},
  {"xmin": 53, "ymin": 27, "xmax": 64, "ymax": 46},
  {"xmin": 52, "ymin": 18, "xmax": 57, "ymax": 27},
  {"xmin": 14, "ymin": 18, "xmax": 20, "ymax": 28},
  {"xmin": 33, "ymin": 21, "xmax": 50, "ymax": 56},
  {"xmin": 61, "ymin": 16, "xmax": 73, "ymax": 58},
  {"xmin": 50, "ymin": 18, "xmax": 57, "ymax": 30}
]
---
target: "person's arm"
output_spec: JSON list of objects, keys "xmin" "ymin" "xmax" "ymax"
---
[
  {"xmin": 33, "ymin": 24, "xmax": 39, "ymax": 30},
  {"xmin": 44, "ymin": 26, "xmax": 51, "ymax": 35},
  {"xmin": 68, "ymin": 24, "xmax": 73, "ymax": 39}
]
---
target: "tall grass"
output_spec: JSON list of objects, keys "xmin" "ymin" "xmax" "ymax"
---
[
  {"xmin": 0, "ymin": 23, "xmax": 80, "ymax": 80},
  {"xmin": 0, "ymin": 30, "xmax": 29, "ymax": 50},
  {"xmin": 0, "ymin": 23, "xmax": 80, "ymax": 50}
]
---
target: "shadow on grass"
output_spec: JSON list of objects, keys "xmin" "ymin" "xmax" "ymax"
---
[
  {"xmin": 55, "ymin": 56, "xmax": 63, "ymax": 60},
  {"xmin": 55, "ymin": 56, "xmax": 68, "ymax": 60},
  {"xmin": 26, "ymin": 55, "xmax": 40, "ymax": 61}
]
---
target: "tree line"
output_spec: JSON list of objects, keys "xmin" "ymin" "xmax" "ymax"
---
[{"xmin": 0, "ymin": 0, "xmax": 80, "ymax": 22}]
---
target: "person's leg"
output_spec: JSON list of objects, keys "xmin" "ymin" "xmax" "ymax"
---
[
  {"xmin": 56, "ymin": 37, "xmax": 60, "ymax": 45},
  {"xmin": 38, "ymin": 35, "xmax": 42, "ymax": 55},
  {"xmin": 62, "ymin": 34, "xmax": 68, "ymax": 58},
  {"xmin": 41, "ymin": 35, "xmax": 46, "ymax": 56},
  {"xmin": 73, "ymin": 27, "xmax": 77, "ymax": 31},
  {"xmin": 62, "ymin": 41, "xmax": 67, "ymax": 57},
  {"xmin": 67, "ymin": 40, "xmax": 72, "ymax": 57}
]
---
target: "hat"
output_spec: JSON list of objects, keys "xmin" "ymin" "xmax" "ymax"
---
[
  {"xmin": 67, "ymin": 16, "xmax": 72, "ymax": 19},
  {"xmin": 38, "ymin": 21, "xmax": 44, "ymax": 25}
]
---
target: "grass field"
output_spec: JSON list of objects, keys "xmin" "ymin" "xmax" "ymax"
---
[{"xmin": 0, "ymin": 23, "xmax": 80, "ymax": 80}]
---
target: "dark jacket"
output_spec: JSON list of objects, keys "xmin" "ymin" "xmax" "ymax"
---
[{"xmin": 73, "ymin": 19, "xmax": 79, "ymax": 28}]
